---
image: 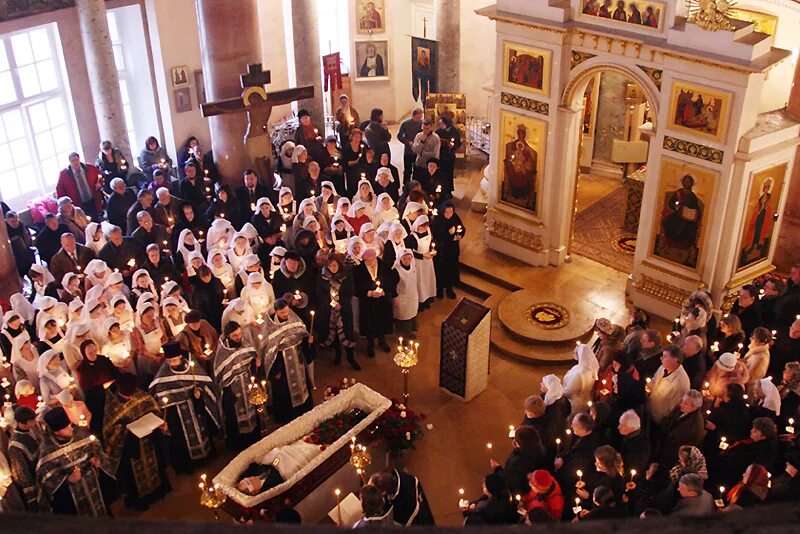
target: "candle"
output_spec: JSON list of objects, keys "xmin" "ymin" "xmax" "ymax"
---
[
  {"xmin": 626, "ymin": 469, "xmax": 637, "ymax": 490},
  {"xmin": 309, "ymin": 310, "xmax": 315, "ymax": 333},
  {"xmin": 127, "ymin": 258, "xmax": 136, "ymax": 268},
  {"xmin": 573, "ymin": 497, "xmax": 582, "ymax": 515},
  {"xmin": 719, "ymin": 436, "xmax": 729, "ymax": 450},
  {"xmin": 294, "ymin": 290, "xmax": 302, "ymax": 301},
  {"xmin": 508, "ymin": 425, "xmax": 515, "ymax": 439},
  {"xmin": 576, "ymin": 469, "xmax": 584, "ymax": 487},
  {"xmin": 715, "ymin": 485, "xmax": 726, "ymax": 508},
  {"xmin": 486, "ymin": 442, "xmax": 493, "ymax": 460},
  {"xmin": 555, "ymin": 437, "xmax": 561, "ymax": 454},
  {"xmin": 458, "ymin": 488, "xmax": 469, "ymax": 509},
  {"xmin": 334, "ymin": 489, "xmax": 342, "ymax": 524},
  {"xmin": 787, "ymin": 418, "xmax": 795, "ymax": 434}
]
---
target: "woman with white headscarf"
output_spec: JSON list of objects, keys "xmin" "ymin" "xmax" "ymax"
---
[
  {"xmin": 110, "ymin": 294, "xmax": 135, "ymax": 333},
  {"xmin": 208, "ymin": 248, "xmax": 235, "ymax": 293},
  {"xmin": 400, "ymin": 201, "xmax": 425, "ymax": 234},
  {"xmin": 60, "ymin": 272, "xmax": 83, "ymax": 304},
  {"xmin": 83, "ymin": 259, "xmax": 110, "ymax": 290},
  {"xmin": 63, "ymin": 321, "xmax": 93, "ymax": 371},
  {"xmin": 221, "ymin": 297, "xmax": 252, "ymax": 331},
  {"xmin": 160, "ymin": 280, "xmax": 190, "ymax": 313},
  {"xmin": 391, "ymin": 249, "xmax": 418, "ymax": 336},
  {"xmin": 291, "ymin": 198, "xmax": 327, "ymax": 245},
  {"xmin": 103, "ymin": 271, "xmax": 131, "ymax": 304},
  {"xmin": 315, "ymin": 181, "xmax": 340, "ymax": 220},
  {"xmin": 372, "ymin": 193, "xmax": 399, "ymax": 228},
  {"xmin": 239, "ymin": 222, "xmax": 261, "ymax": 249},
  {"xmin": 28, "ymin": 265, "xmax": 55, "ymax": 305},
  {"xmin": 10, "ymin": 293, "xmax": 35, "ymax": 326},
  {"xmin": 541, "ymin": 373, "xmax": 571, "ymax": 430},
  {"xmin": 344, "ymin": 236, "xmax": 365, "ymax": 270},
  {"xmin": 227, "ymin": 232, "xmax": 252, "ymax": 275},
  {"xmin": 100, "ymin": 317, "xmax": 135, "ymax": 374},
  {"xmin": 334, "ymin": 196, "xmax": 351, "ymax": 219},
  {"xmin": 176, "ymin": 228, "xmax": 202, "ymax": 272},
  {"xmin": 207, "ymin": 217, "xmax": 235, "ymax": 251},
  {"xmin": 753, "ymin": 377, "xmax": 781, "ymax": 419},
  {"xmin": 11, "ymin": 337, "xmax": 40, "ymax": 391},
  {"xmin": 563, "ymin": 343, "xmax": 599, "ymax": 414},
  {"xmin": 353, "ymin": 179, "xmax": 376, "ymax": 217},
  {"xmin": 80, "ymin": 298, "xmax": 109, "ymax": 343},
  {"xmin": 135, "ymin": 292, "xmax": 158, "ymax": 314},
  {"xmin": 405, "ymin": 215, "xmax": 437, "ymax": 309},
  {"xmin": 84, "ymin": 221, "xmax": 107, "ymax": 255},
  {"xmin": 68, "ymin": 298, "xmax": 84, "ymax": 323},
  {"xmin": 131, "ymin": 269, "xmax": 158, "ymax": 301},
  {"xmin": 382, "ymin": 222, "xmax": 408, "ymax": 269},
  {"xmin": 277, "ymin": 187, "xmax": 297, "ymax": 223},
  {"xmin": 36, "ymin": 314, "xmax": 66, "ymax": 355},
  {"xmin": 278, "ymin": 140, "xmax": 296, "ymax": 191},
  {"xmin": 34, "ymin": 296, "xmax": 68, "ymax": 336},
  {"xmin": 252, "ymin": 197, "xmax": 283, "ymax": 240},
  {"xmin": 1, "ymin": 310, "xmax": 31, "ymax": 359},
  {"xmin": 359, "ymin": 223, "xmax": 383, "ymax": 258},
  {"xmin": 345, "ymin": 200, "xmax": 371, "ymax": 236},
  {"xmin": 161, "ymin": 297, "xmax": 187, "ymax": 338},
  {"xmin": 186, "ymin": 249, "xmax": 206, "ymax": 277},
  {"xmin": 240, "ymin": 271, "xmax": 275, "ymax": 319},
  {"xmin": 329, "ymin": 215, "xmax": 354, "ymax": 254},
  {"xmin": 38, "ymin": 349, "xmax": 74, "ymax": 403},
  {"xmin": 131, "ymin": 301, "xmax": 167, "ymax": 385}
]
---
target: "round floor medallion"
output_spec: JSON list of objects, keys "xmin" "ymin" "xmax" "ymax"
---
[
  {"xmin": 612, "ymin": 234, "xmax": 637, "ymax": 255},
  {"xmin": 526, "ymin": 302, "xmax": 571, "ymax": 330}
]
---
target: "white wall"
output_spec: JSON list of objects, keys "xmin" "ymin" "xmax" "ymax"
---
[
  {"xmin": 460, "ymin": 0, "xmax": 496, "ymax": 118},
  {"xmin": 144, "ymin": 0, "xmax": 209, "ymax": 161},
  {"xmin": 258, "ymin": 0, "xmax": 293, "ymax": 122}
]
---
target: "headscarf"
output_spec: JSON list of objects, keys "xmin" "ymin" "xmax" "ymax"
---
[
  {"xmin": 207, "ymin": 248, "xmax": 235, "ymax": 289},
  {"xmin": 103, "ymin": 271, "xmax": 124, "ymax": 290},
  {"xmin": 241, "ymin": 271, "xmax": 274, "ymax": 316},
  {"xmin": 35, "ymin": 312, "xmax": 64, "ymax": 341},
  {"xmin": 392, "ymin": 248, "xmax": 415, "ymax": 271},
  {"xmin": 222, "ymin": 297, "xmax": 251, "ymax": 328},
  {"xmin": 110, "ymin": 294, "xmax": 135, "ymax": 332},
  {"xmin": 348, "ymin": 199, "xmax": 369, "ymax": 218},
  {"xmin": 669, "ymin": 446, "xmax": 708, "ymax": 482},
  {"xmin": 758, "ymin": 378, "xmax": 781, "ymax": 416},
  {"xmin": 256, "ymin": 197, "xmax": 275, "ymax": 213},
  {"xmin": 401, "ymin": 201, "xmax": 424, "ymax": 221},
  {"xmin": 227, "ymin": 233, "xmax": 253, "ymax": 273},
  {"xmin": 411, "ymin": 214, "xmax": 431, "ymax": 234},
  {"xmin": 372, "ymin": 193, "xmax": 399, "ymax": 227},
  {"xmin": 84, "ymin": 259, "xmax": 109, "ymax": 288},
  {"xmin": 239, "ymin": 222, "xmax": 261, "ymax": 247},
  {"xmin": 10, "ymin": 336, "xmax": 39, "ymax": 388},
  {"xmin": 278, "ymin": 187, "xmax": 296, "ymax": 215},
  {"xmin": 186, "ymin": 249, "xmax": 206, "ymax": 276},
  {"xmin": 29, "ymin": 264, "xmax": 56, "ymax": 287},
  {"xmin": 61, "ymin": 272, "xmax": 79, "ymax": 291},
  {"xmin": 291, "ymin": 144, "xmax": 307, "ymax": 164},
  {"xmin": 9, "ymin": 294, "xmax": 35, "ymax": 323},
  {"xmin": 376, "ymin": 221, "xmax": 393, "ymax": 240},
  {"xmin": 346, "ymin": 236, "xmax": 365, "ymax": 264},
  {"xmin": 37, "ymin": 349, "xmax": 71, "ymax": 392},
  {"xmin": 84, "ymin": 221, "xmax": 107, "ymax": 253},
  {"xmin": 207, "ymin": 218, "xmax": 235, "ymax": 250},
  {"xmin": 68, "ymin": 298, "xmax": 84, "ymax": 321},
  {"xmin": 279, "ymin": 141, "xmax": 296, "ymax": 169},
  {"xmin": 135, "ymin": 292, "xmax": 158, "ymax": 314},
  {"xmin": 542, "ymin": 374, "xmax": 564, "ymax": 406},
  {"xmin": 335, "ymin": 197, "xmax": 351, "ymax": 218},
  {"xmin": 376, "ymin": 167, "xmax": 394, "ymax": 182},
  {"xmin": 320, "ymin": 180, "xmax": 338, "ymax": 197},
  {"xmin": 176, "ymin": 228, "xmax": 198, "ymax": 267},
  {"xmin": 727, "ymin": 464, "xmax": 770, "ymax": 504},
  {"xmin": 132, "ymin": 269, "xmax": 157, "ymax": 297}
]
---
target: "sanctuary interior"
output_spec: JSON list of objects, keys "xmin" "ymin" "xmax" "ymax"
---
[{"xmin": 0, "ymin": 0, "xmax": 799, "ymax": 530}]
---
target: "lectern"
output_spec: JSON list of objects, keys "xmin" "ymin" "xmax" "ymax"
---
[{"xmin": 439, "ymin": 298, "xmax": 490, "ymax": 401}]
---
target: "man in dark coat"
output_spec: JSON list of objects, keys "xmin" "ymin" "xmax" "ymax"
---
[
  {"xmin": 189, "ymin": 266, "xmax": 225, "ymax": 331},
  {"xmin": 554, "ymin": 412, "xmax": 601, "ymax": 498},
  {"xmin": 680, "ymin": 335, "xmax": 707, "ymax": 391},
  {"xmin": 131, "ymin": 211, "xmax": 170, "ymax": 251},
  {"xmin": 106, "ymin": 178, "xmax": 136, "ymax": 234},
  {"xmin": 99, "ymin": 226, "xmax": 144, "ymax": 278},
  {"xmin": 178, "ymin": 161, "xmax": 208, "ymax": 210},
  {"xmin": 730, "ymin": 284, "xmax": 762, "ymax": 338},
  {"xmin": 126, "ymin": 189, "xmax": 156, "ymax": 236},
  {"xmin": 37, "ymin": 213, "xmax": 69, "ymax": 265},
  {"xmin": 651, "ymin": 390, "xmax": 705, "ymax": 468},
  {"xmin": 237, "ymin": 169, "xmax": 275, "ymax": 222},
  {"xmin": 635, "ymin": 329, "xmax": 663, "ymax": 381},
  {"xmin": 463, "ymin": 473, "xmax": 517, "ymax": 525},
  {"xmin": 48, "ymin": 233, "xmax": 96, "ymax": 283},
  {"xmin": 369, "ymin": 469, "xmax": 435, "ymax": 526},
  {"xmin": 615, "ymin": 410, "xmax": 650, "ymax": 485},
  {"xmin": 491, "ymin": 425, "xmax": 548, "ymax": 496},
  {"xmin": 143, "ymin": 244, "xmax": 181, "ymax": 289}
]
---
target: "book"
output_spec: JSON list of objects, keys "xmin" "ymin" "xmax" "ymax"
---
[
  {"xmin": 126, "ymin": 412, "xmax": 165, "ymax": 439},
  {"xmin": 327, "ymin": 492, "xmax": 363, "ymax": 526}
]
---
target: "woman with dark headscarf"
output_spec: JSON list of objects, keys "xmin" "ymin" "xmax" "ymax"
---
[
  {"xmin": 434, "ymin": 115, "xmax": 461, "ymax": 195},
  {"xmin": 172, "ymin": 201, "xmax": 208, "ymax": 250},
  {"xmin": 205, "ymin": 183, "xmax": 242, "ymax": 229},
  {"xmin": 724, "ymin": 463, "xmax": 770, "ymax": 508},
  {"xmin": 704, "ymin": 383, "xmax": 751, "ymax": 448},
  {"xmin": 610, "ymin": 351, "xmax": 646, "ymax": 420},
  {"xmin": 139, "ymin": 136, "xmax": 174, "ymax": 181},
  {"xmin": 431, "ymin": 201, "xmax": 465, "ymax": 300}
]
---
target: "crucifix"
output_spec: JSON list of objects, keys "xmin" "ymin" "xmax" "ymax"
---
[{"xmin": 201, "ymin": 64, "xmax": 314, "ymax": 183}]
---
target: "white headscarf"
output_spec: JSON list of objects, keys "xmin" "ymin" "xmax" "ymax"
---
[
  {"xmin": 37, "ymin": 349, "xmax": 71, "ymax": 392},
  {"xmin": 411, "ymin": 214, "xmax": 430, "ymax": 233},
  {"xmin": 227, "ymin": 233, "xmax": 253, "ymax": 273},
  {"xmin": 542, "ymin": 374, "xmax": 565, "ymax": 406},
  {"xmin": 278, "ymin": 187, "xmax": 296, "ymax": 217},
  {"xmin": 372, "ymin": 193, "xmax": 399, "ymax": 227},
  {"xmin": 176, "ymin": 228, "xmax": 198, "ymax": 268},
  {"xmin": 335, "ymin": 197, "xmax": 351, "ymax": 218},
  {"xmin": 10, "ymin": 336, "xmax": 39, "ymax": 389},
  {"xmin": 9, "ymin": 294, "xmax": 35, "ymax": 323},
  {"xmin": 346, "ymin": 236, "xmax": 365, "ymax": 263},
  {"xmin": 291, "ymin": 145, "xmax": 307, "ymax": 164},
  {"xmin": 280, "ymin": 141, "xmax": 296, "ymax": 169},
  {"xmin": 402, "ymin": 201, "xmax": 424, "ymax": 221},
  {"xmin": 84, "ymin": 221, "xmax": 107, "ymax": 254},
  {"xmin": 758, "ymin": 378, "xmax": 781, "ymax": 416},
  {"xmin": 241, "ymin": 272, "xmax": 275, "ymax": 316},
  {"xmin": 207, "ymin": 248, "xmax": 235, "ymax": 290},
  {"xmin": 256, "ymin": 197, "xmax": 275, "ymax": 213},
  {"xmin": 110, "ymin": 294, "xmax": 135, "ymax": 332},
  {"xmin": 159, "ymin": 281, "xmax": 189, "ymax": 312},
  {"xmin": 348, "ymin": 199, "xmax": 369, "ymax": 218},
  {"xmin": 239, "ymin": 222, "xmax": 261, "ymax": 247},
  {"xmin": 29, "ymin": 264, "xmax": 56, "ymax": 287},
  {"xmin": 392, "ymin": 248, "xmax": 415, "ymax": 271},
  {"xmin": 207, "ymin": 218, "xmax": 235, "ymax": 251},
  {"xmin": 222, "ymin": 297, "xmax": 251, "ymax": 329},
  {"xmin": 376, "ymin": 167, "xmax": 394, "ymax": 182},
  {"xmin": 186, "ymin": 249, "xmax": 206, "ymax": 276},
  {"xmin": 132, "ymin": 269, "xmax": 157, "ymax": 297},
  {"xmin": 84, "ymin": 259, "xmax": 109, "ymax": 288},
  {"xmin": 61, "ymin": 272, "xmax": 79, "ymax": 291}
]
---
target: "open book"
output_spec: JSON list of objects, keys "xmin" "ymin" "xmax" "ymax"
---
[
  {"xmin": 328, "ymin": 492, "xmax": 363, "ymax": 526},
  {"xmin": 126, "ymin": 412, "xmax": 165, "ymax": 439}
]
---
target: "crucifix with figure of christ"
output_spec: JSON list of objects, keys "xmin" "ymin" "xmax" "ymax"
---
[{"xmin": 201, "ymin": 63, "xmax": 314, "ymax": 183}]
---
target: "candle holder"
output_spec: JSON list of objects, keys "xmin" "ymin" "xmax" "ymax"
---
[
  {"xmin": 393, "ymin": 338, "xmax": 419, "ymax": 404},
  {"xmin": 198, "ymin": 473, "xmax": 227, "ymax": 520},
  {"xmin": 350, "ymin": 439, "xmax": 372, "ymax": 484},
  {"xmin": 247, "ymin": 376, "xmax": 268, "ymax": 409}
]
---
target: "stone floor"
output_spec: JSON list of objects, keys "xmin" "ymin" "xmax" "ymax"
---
[{"xmin": 114, "ymin": 132, "xmax": 665, "ymax": 526}]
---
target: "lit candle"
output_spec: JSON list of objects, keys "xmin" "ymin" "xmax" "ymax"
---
[
  {"xmin": 294, "ymin": 290, "xmax": 302, "ymax": 301},
  {"xmin": 576, "ymin": 469, "xmax": 584, "ymax": 488},
  {"xmin": 508, "ymin": 425, "xmax": 515, "ymax": 439},
  {"xmin": 719, "ymin": 436, "xmax": 729, "ymax": 450},
  {"xmin": 555, "ymin": 437, "xmax": 561, "ymax": 454},
  {"xmin": 309, "ymin": 310, "xmax": 315, "ymax": 333},
  {"xmin": 626, "ymin": 469, "xmax": 637, "ymax": 490},
  {"xmin": 787, "ymin": 418, "xmax": 795, "ymax": 434},
  {"xmin": 334, "ymin": 489, "xmax": 342, "ymax": 524},
  {"xmin": 458, "ymin": 488, "xmax": 468, "ymax": 509}
]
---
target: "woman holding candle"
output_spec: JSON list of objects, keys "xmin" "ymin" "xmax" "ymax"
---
[
  {"xmin": 743, "ymin": 327, "xmax": 773, "ymax": 388},
  {"xmin": 205, "ymin": 183, "xmax": 241, "ymax": 229},
  {"xmin": 290, "ymin": 198, "xmax": 328, "ymax": 246},
  {"xmin": 373, "ymin": 164, "xmax": 400, "ymax": 203},
  {"xmin": 710, "ymin": 314, "xmax": 747, "ymax": 359},
  {"xmin": 714, "ymin": 417, "xmax": 779, "ymax": 489},
  {"xmin": 405, "ymin": 215, "xmax": 437, "ymax": 311},
  {"xmin": 562, "ymin": 344, "xmax": 599, "ymax": 415},
  {"xmin": 520, "ymin": 470, "xmax": 564, "ymax": 521},
  {"xmin": 38, "ymin": 350, "xmax": 75, "ymax": 404},
  {"xmin": 139, "ymin": 136, "xmax": 174, "ymax": 181},
  {"xmin": 355, "ymin": 248, "xmax": 395, "ymax": 358},
  {"xmin": 706, "ymin": 352, "xmax": 751, "ymax": 405},
  {"xmin": 778, "ymin": 362, "xmax": 800, "ymax": 431},
  {"xmin": 723, "ymin": 463, "xmax": 770, "ymax": 509},
  {"xmin": 431, "ymin": 201, "xmax": 464, "ymax": 300},
  {"xmin": 703, "ymin": 383, "xmax": 752, "ymax": 451},
  {"xmin": 314, "ymin": 181, "xmax": 341, "ymax": 221},
  {"xmin": 342, "ymin": 129, "xmax": 366, "ymax": 198},
  {"xmin": 434, "ymin": 115, "xmax": 461, "ymax": 195},
  {"xmin": 315, "ymin": 253, "xmax": 360, "ymax": 370},
  {"xmin": 10, "ymin": 338, "xmax": 41, "ymax": 392},
  {"xmin": 462, "ymin": 473, "xmax": 518, "ymax": 525},
  {"xmin": 575, "ymin": 446, "xmax": 626, "ymax": 505},
  {"xmin": 131, "ymin": 302, "xmax": 167, "ymax": 388},
  {"xmin": 750, "ymin": 377, "xmax": 781, "ymax": 421}
]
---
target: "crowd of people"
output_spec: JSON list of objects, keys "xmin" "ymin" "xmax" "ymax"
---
[
  {"xmin": 0, "ymin": 104, "xmax": 467, "ymax": 519},
  {"xmin": 457, "ymin": 280, "xmax": 800, "ymax": 525}
]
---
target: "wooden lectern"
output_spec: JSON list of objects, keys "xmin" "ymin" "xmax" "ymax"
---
[{"xmin": 439, "ymin": 298, "xmax": 490, "ymax": 402}]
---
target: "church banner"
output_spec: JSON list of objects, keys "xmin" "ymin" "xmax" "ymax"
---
[{"xmin": 412, "ymin": 37, "xmax": 437, "ymax": 103}]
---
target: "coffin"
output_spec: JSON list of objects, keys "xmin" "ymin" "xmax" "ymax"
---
[{"xmin": 213, "ymin": 383, "xmax": 391, "ymax": 522}]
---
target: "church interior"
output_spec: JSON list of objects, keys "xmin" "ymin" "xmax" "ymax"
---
[{"xmin": 0, "ymin": 0, "xmax": 800, "ymax": 530}]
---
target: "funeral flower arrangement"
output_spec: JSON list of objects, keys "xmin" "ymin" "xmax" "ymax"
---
[
  {"xmin": 374, "ymin": 400, "xmax": 426, "ymax": 458},
  {"xmin": 303, "ymin": 409, "xmax": 367, "ymax": 450}
]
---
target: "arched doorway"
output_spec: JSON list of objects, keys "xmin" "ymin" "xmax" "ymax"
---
[{"xmin": 562, "ymin": 62, "xmax": 661, "ymax": 273}]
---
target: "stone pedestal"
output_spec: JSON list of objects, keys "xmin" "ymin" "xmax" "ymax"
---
[
  {"xmin": 196, "ymin": 0, "xmax": 261, "ymax": 184},
  {"xmin": 75, "ymin": 0, "xmax": 131, "ymax": 164},
  {"xmin": 291, "ymin": 0, "xmax": 324, "ymax": 122},
  {"xmin": 0, "ymin": 220, "xmax": 22, "ymax": 303},
  {"xmin": 434, "ymin": 0, "xmax": 460, "ymax": 93}
]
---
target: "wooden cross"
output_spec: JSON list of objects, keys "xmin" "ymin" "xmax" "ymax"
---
[{"xmin": 201, "ymin": 64, "xmax": 314, "ymax": 182}]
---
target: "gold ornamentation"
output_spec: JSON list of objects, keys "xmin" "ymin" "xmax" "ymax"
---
[
  {"xmin": 500, "ymin": 92, "xmax": 550, "ymax": 116},
  {"xmin": 663, "ymin": 136, "xmax": 724, "ymax": 164},
  {"xmin": 606, "ymin": 37, "xmax": 613, "ymax": 52},
  {"xmin": 634, "ymin": 43, "xmax": 641, "ymax": 58},
  {"xmin": 686, "ymin": 0, "xmax": 738, "ymax": 32},
  {"xmin": 486, "ymin": 217, "xmax": 544, "ymax": 251},
  {"xmin": 487, "ymin": 206, "xmax": 545, "ymax": 228},
  {"xmin": 720, "ymin": 290, "xmax": 739, "ymax": 314},
  {"xmin": 526, "ymin": 302, "xmax": 570, "ymax": 330},
  {"xmin": 571, "ymin": 50, "xmax": 596, "ymax": 70},
  {"xmin": 724, "ymin": 264, "xmax": 776, "ymax": 292},
  {"xmin": 640, "ymin": 260, "xmax": 707, "ymax": 287},
  {"xmin": 637, "ymin": 65, "xmax": 663, "ymax": 90},
  {"xmin": 633, "ymin": 275, "xmax": 693, "ymax": 306}
]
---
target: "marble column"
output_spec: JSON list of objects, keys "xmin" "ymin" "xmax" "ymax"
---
[
  {"xmin": 774, "ymin": 58, "xmax": 800, "ymax": 271},
  {"xmin": 291, "ymin": 0, "xmax": 324, "ymax": 123},
  {"xmin": 196, "ymin": 0, "xmax": 261, "ymax": 184},
  {"xmin": 75, "ymin": 0, "xmax": 131, "ymax": 164},
  {"xmin": 0, "ymin": 219, "xmax": 22, "ymax": 303},
  {"xmin": 434, "ymin": 0, "xmax": 460, "ymax": 93}
]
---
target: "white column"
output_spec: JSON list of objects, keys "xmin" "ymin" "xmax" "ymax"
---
[{"xmin": 434, "ymin": 0, "xmax": 460, "ymax": 93}]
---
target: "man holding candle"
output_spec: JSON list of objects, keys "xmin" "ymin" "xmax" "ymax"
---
[
  {"xmin": 647, "ymin": 345, "xmax": 690, "ymax": 426},
  {"xmin": 490, "ymin": 425, "xmax": 548, "ymax": 496},
  {"xmin": 554, "ymin": 413, "xmax": 601, "ymax": 502},
  {"xmin": 7, "ymin": 406, "xmax": 40, "ymax": 512},
  {"xmin": 99, "ymin": 226, "xmax": 144, "ymax": 281},
  {"xmin": 354, "ymin": 248, "xmax": 394, "ymax": 358},
  {"xmin": 150, "ymin": 341, "xmax": 221, "ymax": 474}
]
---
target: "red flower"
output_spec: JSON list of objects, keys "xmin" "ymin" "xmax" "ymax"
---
[{"xmin": 320, "ymin": 445, "xmax": 327, "ymax": 451}]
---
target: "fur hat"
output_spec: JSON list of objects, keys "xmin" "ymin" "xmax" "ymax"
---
[{"xmin": 716, "ymin": 352, "xmax": 737, "ymax": 372}]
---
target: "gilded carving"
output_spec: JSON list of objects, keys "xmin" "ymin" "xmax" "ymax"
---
[
  {"xmin": 486, "ymin": 217, "xmax": 544, "ymax": 251},
  {"xmin": 663, "ymin": 136, "xmax": 724, "ymax": 164},
  {"xmin": 571, "ymin": 50, "xmax": 596, "ymax": 70},
  {"xmin": 686, "ymin": 0, "xmax": 738, "ymax": 32},
  {"xmin": 633, "ymin": 275, "xmax": 693, "ymax": 306},
  {"xmin": 637, "ymin": 65, "xmax": 663, "ymax": 90},
  {"xmin": 500, "ymin": 92, "xmax": 550, "ymax": 116}
]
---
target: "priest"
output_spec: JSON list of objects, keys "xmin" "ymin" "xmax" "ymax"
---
[
  {"xmin": 7, "ymin": 406, "xmax": 40, "ymax": 511},
  {"xmin": 214, "ymin": 320, "xmax": 262, "ymax": 449},
  {"xmin": 149, "ymin": 341, "xmax": 221, "ymax": 474},
  {"xmin": 36, "ymin": 406, "xmax": 114, "ymax": 516},
  {"xmin": 259, "ymin": 298, "xmax": 314, "ymax": 425},
  {"xmin": 369, "ymin": 469, "xmax": 435, "ymax": 526},
  {"xmin": 102, "ymin": 373, "xmax": 171, "ymax": 510}
]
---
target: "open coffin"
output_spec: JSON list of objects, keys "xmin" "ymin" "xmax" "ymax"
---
[{"xmin": 213, "ymin": 383, "xmax": 391, "ymax": 522}]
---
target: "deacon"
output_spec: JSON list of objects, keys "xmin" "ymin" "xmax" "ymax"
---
[
  {"xmin": 149, "ymin": 341, "xmax": 221, "ymax": 474},
  {"xmin": 214, "ymin": 320, "xmax": 262, "ymax": 449},
  {"xmin": 369, "ymin": 469, "xmax": 436, "ymax": 526},
  {"xmin": 259, "ymin": 298, "xmax": 314, "ymax": 425},
  {"xmin": 36, "ymin": 406, "xmax": 114, "ymax": 516},
  {"xmin": 8, "ymin": 406, "xmax": 40, "ymax": 511},
  {"xmin": 102, "ymin": 373, "xmax": 171, "ymax": 510}
]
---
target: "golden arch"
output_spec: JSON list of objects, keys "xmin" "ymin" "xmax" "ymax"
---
[{"xmin": 560, "ymin": 61, "xmax": 661, "ymax": 131}]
